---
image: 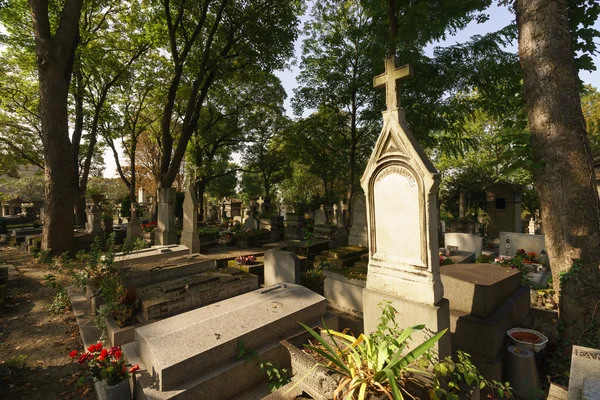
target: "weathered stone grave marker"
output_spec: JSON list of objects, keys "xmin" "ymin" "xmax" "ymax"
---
[
  {"xmin": 348, "ymin": 192, "xmax": 367, "ymax": 247},
  {"xmin": 156, "ymin": 188, "xmax": 178, "ymax": 245},
  {"xmin": 362, "ymin": 55, "xmax": 450, "ymax": 357},
  {"xmin": 180, "ymin": 185, "xmax": 200, "ymax": 254}
]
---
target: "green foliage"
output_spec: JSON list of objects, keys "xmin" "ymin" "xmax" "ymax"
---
[
  {"xmin": 236, "ymin": 340, "xmax": 290, "ymax": 392},
  {"xmin": 430, "ymin": 351, "xmax": 513, "ymax": 399},
  {"xmin": 44, "ymin": 274, "xmax": 71, "ymax": 315},
  {"xmin": 300, "ymin": 301, "xmax": 447, "ymax": 399},
  {"xmin": 0, "ymin": 173, "xmax": 45, "ymax": 203},
  {"xmin": 5, "ymin": 354, "xmax": 27, "ymax": 371}
]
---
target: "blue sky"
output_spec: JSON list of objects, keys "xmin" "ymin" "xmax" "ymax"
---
[{"xmin": 274, "ymin": 2, "xmax": 600, "ymax": 117}]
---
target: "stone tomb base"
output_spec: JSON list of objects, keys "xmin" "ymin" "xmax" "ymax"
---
[
  {"xmin": 137, "ymin": 267, "xmax": 258, "ymax": 320},
  {"xmin": 113, "ymin": 244, "xmax": 190, "ymax": 268},
  {"xmin": 123, "ymin": 284, "xmax": 330, "ymax": 400},
  {"xmin": 440, "ymin": 263, "xmax": 530, "ymax": 381},
  {"xmin": 119, "ymin": 254, "xmax": 216, "ymax": 289},
  {"xmin": 363, "ymin": 288, "xmax": 451, "ymax": 360}
]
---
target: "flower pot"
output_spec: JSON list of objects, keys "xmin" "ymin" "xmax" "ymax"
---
[
  {"xmin": 142, "ymin": 231, "xmax": 155, "ymax": 245},
  {"xmin": 98, "ymin": 378, "xmax": 130, "ymax": 400}
]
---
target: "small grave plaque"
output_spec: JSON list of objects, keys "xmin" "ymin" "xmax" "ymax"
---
[{"xmin": 568, "ymin": 345, "xmax": 600, "ymax": 400}]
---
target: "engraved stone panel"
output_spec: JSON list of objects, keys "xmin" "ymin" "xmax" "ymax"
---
[{"xmin": 373, "ymin": 165, "xmax": 421, "ymax": 264}]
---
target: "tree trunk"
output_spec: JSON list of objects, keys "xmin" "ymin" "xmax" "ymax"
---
[
  {"xmin": 517, "ymin": 0, "xmax": 600, "ymax": 345},
  {"xmin": 38, "ymin": 63, "xmax": 76, "ymax": 253},
  {"xmin": 29, "ymin": 0, "xmax": 83, "ymax": 254}
]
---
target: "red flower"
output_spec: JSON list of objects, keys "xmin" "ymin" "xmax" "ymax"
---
[
  {"xmin": 69, "ymin": 350, "xmax": 78, "ymax": 359},
  {"xmin": 129, "ymin": 364, "xmax": 140, "ymax": 373},
  {"xmin": 114, "ymin": 349, "xmax": 122, "ymax": 360},
  {"xmin": 78, "ymin": 353, "xmax": 89, "ymax": 364},
  {"xmin": 97, "ymin": 349, "xmax": 109, "ymax": 361},
  {"xmin": 95, "ymin": 342, "xmax": 103, "ymax": 352},
  {"xmin": 87, "ymin": 344, "xmax": 96, "ymax": 353}
]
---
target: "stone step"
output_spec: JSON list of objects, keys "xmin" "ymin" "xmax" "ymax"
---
[{"xmin": 130, "ymin": 284, "xmax": 326, "ymax": 392}]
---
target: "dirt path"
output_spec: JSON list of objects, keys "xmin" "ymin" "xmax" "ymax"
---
[{"xmin": 0, "ymin": 246, "xmax": 96, "ymax": 400}]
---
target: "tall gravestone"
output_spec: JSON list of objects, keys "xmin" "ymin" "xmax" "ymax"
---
[
  {"xmin": 348, "ymin": 193, "xmax": 368, "ymax": 247},
  {"xmin": 127, "ymin": 202, "xmax": 142, "ymax": 242},
  {"xmin": 180, "ymin": 186, "xmax": 200, "ymax": 254},
  {"xmin": 155, "ymin": 188, "xmax": 178, "ymax": 245},
  {"xmin": 362, "ymin": 56, "xmax": 450, "ymax": 358}
]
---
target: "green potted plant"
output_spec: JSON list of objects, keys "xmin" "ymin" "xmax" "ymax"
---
[
  {"xmin": 69, "ymin": 343, "xmax": 140, "ymax": 399},
  {"xmin": 286, "ymin": 302, "xmax": 446, "ymax": 400}
]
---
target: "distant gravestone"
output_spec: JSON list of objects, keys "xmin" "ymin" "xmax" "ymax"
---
[
  {"xmin": 244, "ymin": 217, "xmax": 259, "ymax": 231},
  {"xmin": 444, "ymin": 232, "xmax": 482, "ymax": 259},
  {"xmin": 568, "ymin": 345, "xmax": 600, "ymax": 400},
  {"xmin": 126, "ymin": 203, "xmax": 142, "ymax": 242},
  {"xmin": 263, "ymin": 249, "xmax": 301, "ymax": 287},
  {"xmin": 314, "ymin": 205, "xmax": 327, "ymax": 226},
  {"xmin": 180, "ymin": 186, "xmax": 199, "ymax": 254},
  {"xmin": 348, "ymin": 193, "xmax": 367, "ymax": 247},
  {"xmin": 361, "ymin": 55, "xmax": 450, "ymax": 358},
  {"xmin": 499, "ymin": 231, "xmax": 546, "ymax": 258},
  {"xmin": 156, "ymin": 188, "xmax": 178, "ymax": 245}
]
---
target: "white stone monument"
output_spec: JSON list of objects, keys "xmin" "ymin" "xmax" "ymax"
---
[
  {"xmin": 180, "ymin": 186, "xmax": 199, "ymax": 254},
  {"xmin": 138, "ymin": 187, "xmax": 146, "ymax": 204},
  {"xmin": 362, "ymin": 56, "xmax": 450, "ymax": 358},
  {"xmin": 155, "ymin": 188, "xmax": 178, "ymax": 245}
]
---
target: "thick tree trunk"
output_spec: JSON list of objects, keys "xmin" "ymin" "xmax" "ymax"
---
[
  {"xmin": 30, "ymin": 0, "xmax": 83, "ymax": 254},
  {"xmin": 38, "ymin": 62, "xmax": 76, "ymax": 252},
  {"xmin": 517, "ymin": 0, "xmax": 600, "ymax": 345}
]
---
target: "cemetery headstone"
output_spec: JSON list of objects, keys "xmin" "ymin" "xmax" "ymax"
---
[
  {"xmin": 86, "ymin": 198, "xmax": 104, "ymax": 241},
  {"xmin": 348, "ymin": 193, "xmax": 368, "ymax": 247},
  {"xmin": 244, "ymin": 216, "xmax": 259, "ymax": 231},
  {"xmin": 528, "ymin": 218, "xmax": 535, "ymax": 234},
  {"xmin": 126, "ymin": 203, "xmax": 142, "ymax": 242},
  {"xmin": 263, "ymin": 249, "xmax": 301, "ymax": 287},
  {"xmin": 138, "ymin": 187, "xmax": 145, "ymax": 204},
  {"xmin": 485, "ymin": 182, "xmax": 522, "ymax": 239},
  {"xmin": 284, "ymin": 213, "xmax": 304, "ymax": 240},
  {"xmin": 568, "ymin": 345, "xmax": 600, "ymax": 400},
  {"xmin": 156, "ymin": 188, "xmax": 178, "ymax": 245},
  {"xmin": 314, "ymin": 205, "xmax": 327, "ymax": 226},
  {"xmin": 444, "ymin": 232, "xmax": 482, "ymax": 259},
  {"xmin": 180, "ymin": 186, "xmax": 200, "ymax": 254},
  {"xmin": 361, "ymin": 55, "xmax": 450, "ymax": 358},
  {"xmin": 499, "ymin": 231, "xmax": 546, "ymax": 258}
]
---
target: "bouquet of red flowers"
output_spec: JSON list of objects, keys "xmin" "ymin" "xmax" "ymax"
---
[
  {"xmin": 141, "ymin": 222, "xmax": 157, "ymax": 233},
  {"xmin": 69, "ymin": 343, "xmax": 140, "ymax": 385}
]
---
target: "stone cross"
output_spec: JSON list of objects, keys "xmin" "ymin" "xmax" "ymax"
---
[
  {"xmin": 257, "ymin": 197, "xmax": 264, "ymax": 213},
  {"xmin": 373, "ymin": 55, "xmax": 414, "ymax": 110}
]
